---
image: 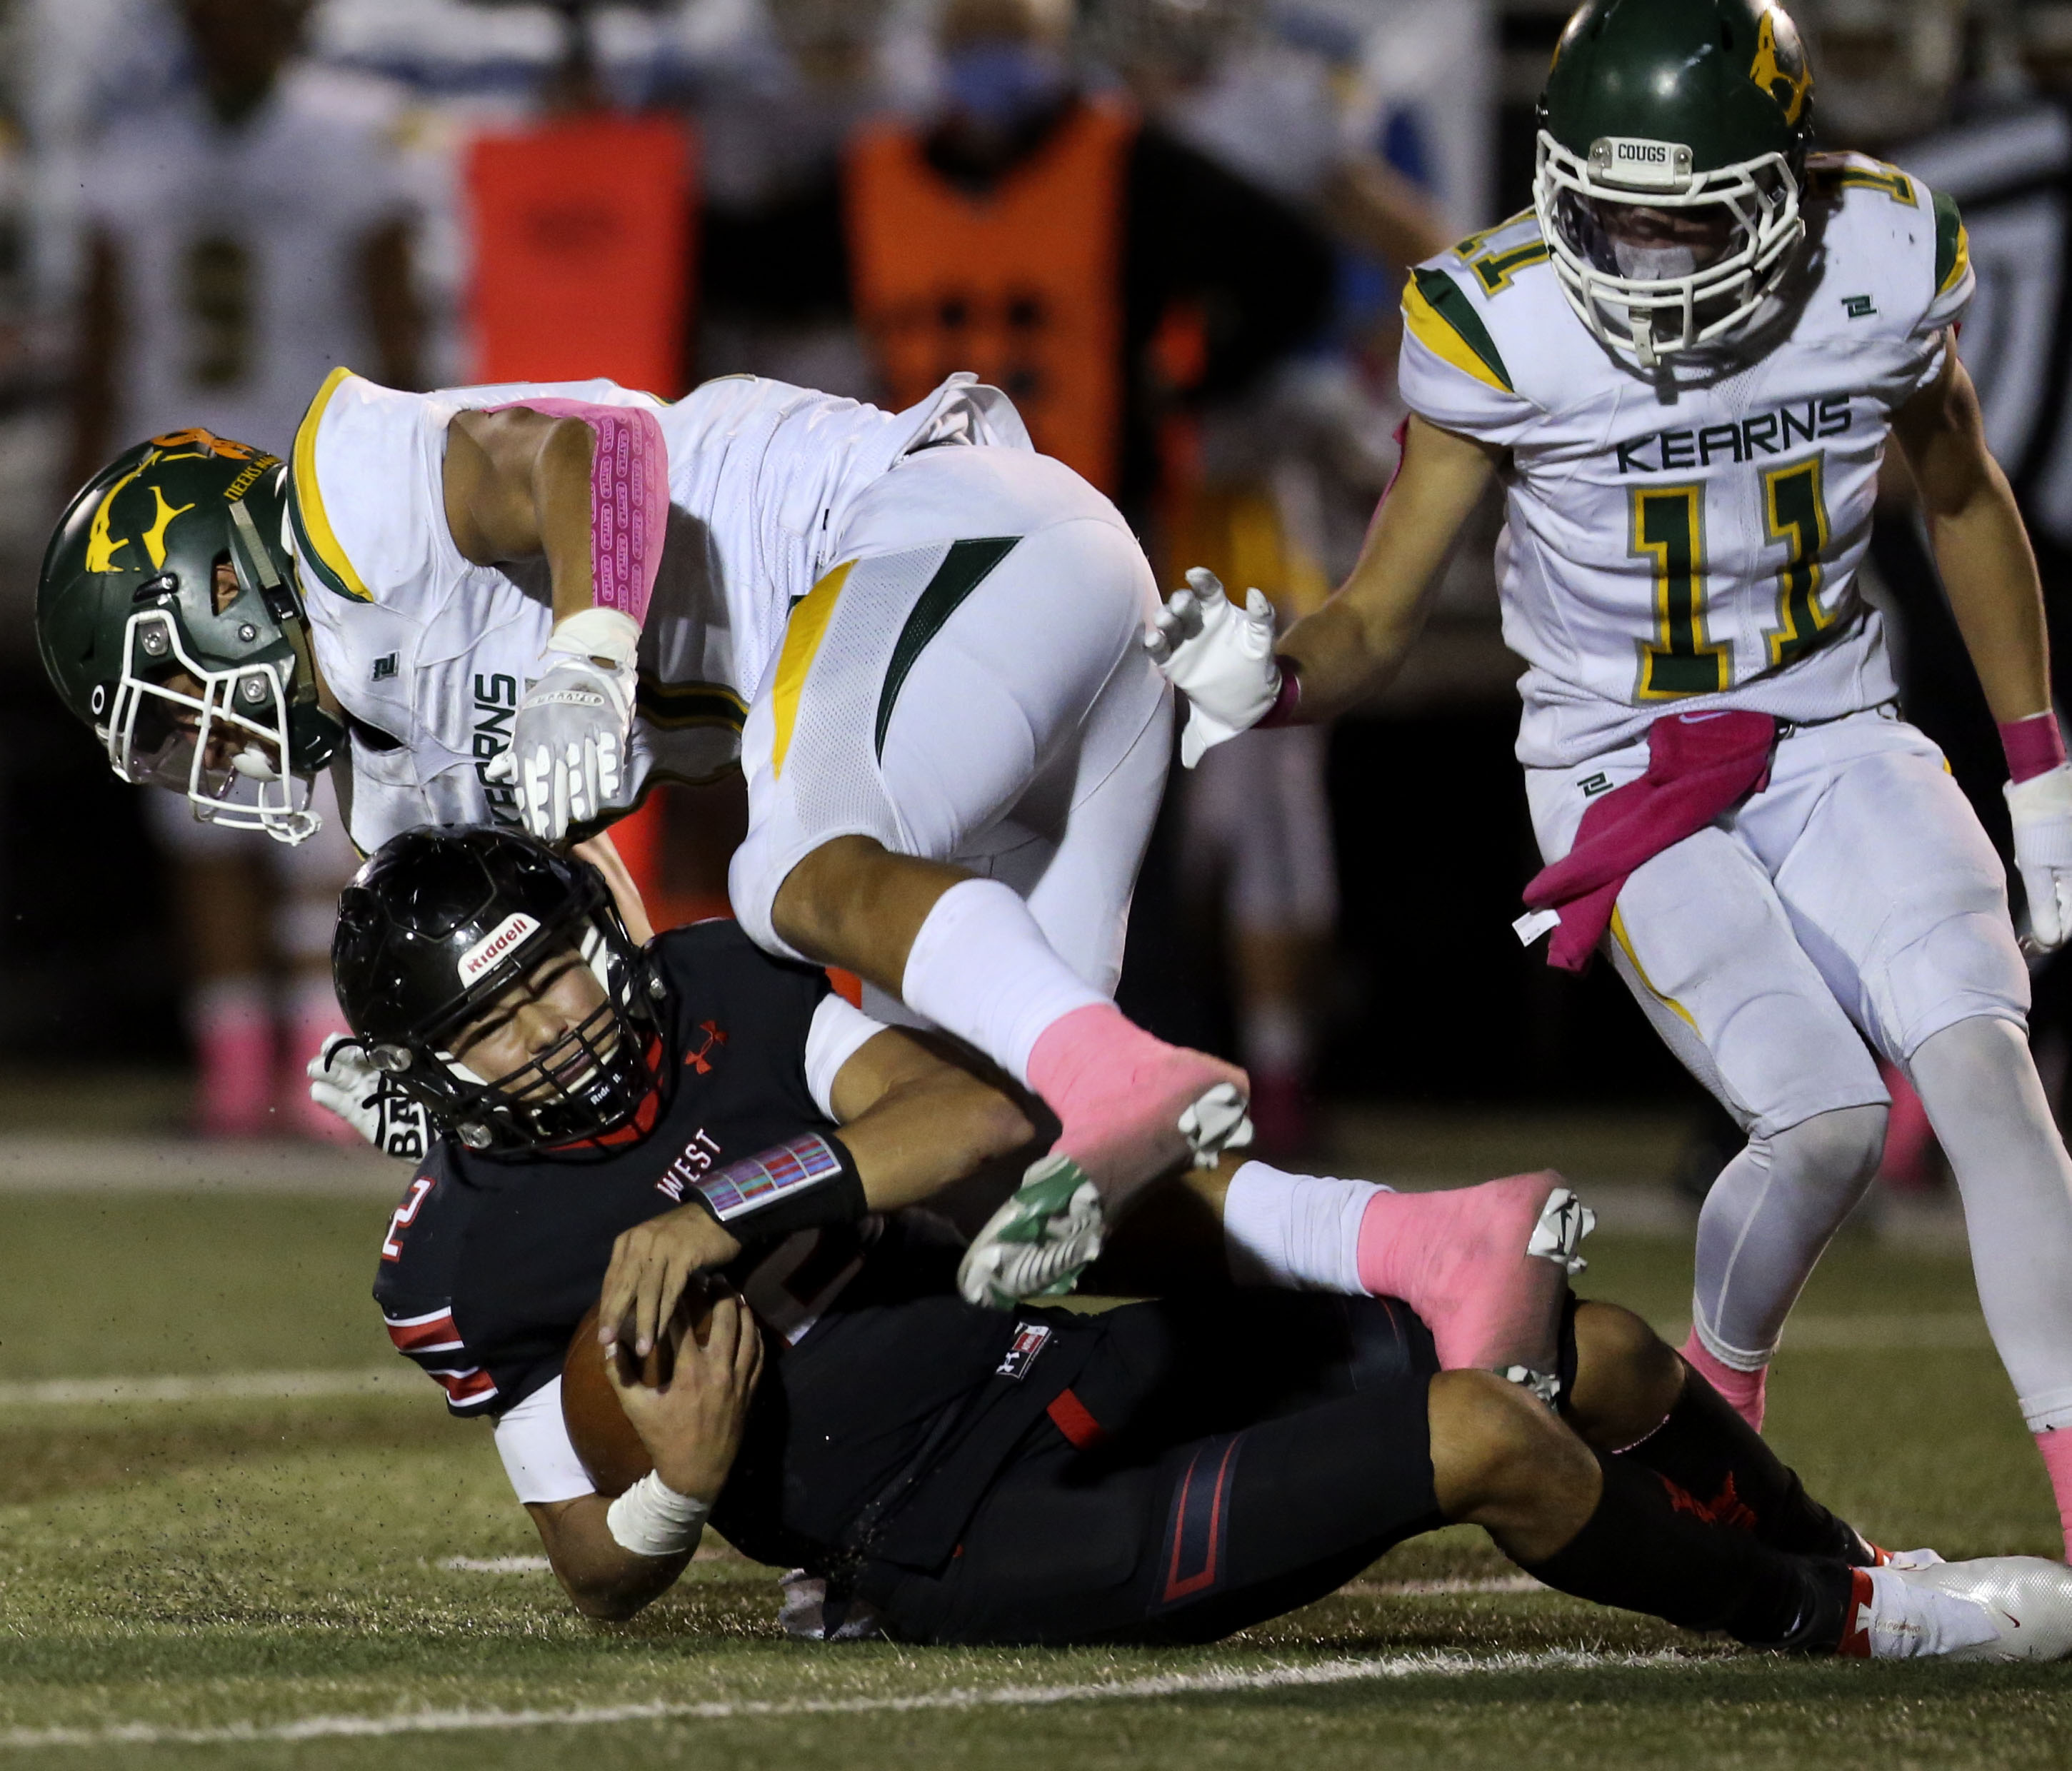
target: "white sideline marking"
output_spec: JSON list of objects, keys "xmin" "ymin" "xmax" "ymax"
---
[
  {"xmin": 0, "ymin": 1650, "xmax": 1698, "ymax": 1750},
  {"xmin": 0, "ymin": 1368, "xmax": 412, "ymax": 1405},
  {"xmin": 1341, "ymin": 1576, "xmax": 1546, "ymax": 1597},
  {"xmin": 440, "ymin": 1557, "xmax": 552, "ymax": 1574}
]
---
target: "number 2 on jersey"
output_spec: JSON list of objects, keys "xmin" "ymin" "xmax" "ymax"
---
[{"xmin": 1630, "ymin": 458, "xmax": 1833, "ymax": 698}]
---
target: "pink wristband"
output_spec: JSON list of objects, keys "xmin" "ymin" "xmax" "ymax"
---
[
  {"xmin": 1257, "ymin": 663, "xmax": 1302, "ymax": 728},
  {"xmin": 2001, "ymin": 711, "xmax": 2067, "ymax": 783},
  {"xmin": 486, "ymin": 398, "xmax": 668, "ymax": 626}
]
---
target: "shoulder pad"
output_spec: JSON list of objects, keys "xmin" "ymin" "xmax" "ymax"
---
[
  {"xmin": 1807, "ymin": 151, "xmax": 1923, "ymax": 209},
  {"xmin": 1444, "ymin": 210, "xmax": 1552, "ymax": 302}
]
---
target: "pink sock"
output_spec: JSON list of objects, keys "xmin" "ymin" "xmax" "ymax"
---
[
  {"xmin": 2035, "ymin": 1429, "xmax": 2072, "ymax": 1560},
  {"xmin": 1681, "ymin": 1328, "xmax": 1768, "ymax": 1432},
  {"xmin": 191, "ymin": 978, "xmax": 272, "ymax": 1138},
  {"xmin": 281, "ymin": 980, "xmax": 355, "ymax": 1145},
  {"xmin": 1025, "ymin": 1002, "xmax": 1174, "ymax": 1122},
  {"xmin": 1877, "ymin": 1060, "xmax": 1937, "ymax": 1190}
]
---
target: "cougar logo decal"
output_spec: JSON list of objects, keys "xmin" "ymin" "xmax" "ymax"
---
[{"xmin": 1751, "ymin": 9, "xmax": 1811, "ymax": 126}]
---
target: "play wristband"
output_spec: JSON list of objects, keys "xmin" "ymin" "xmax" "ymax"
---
[{"xmin": 687, "ymin": 1130, "xmax": 869, "ymax": 1243}]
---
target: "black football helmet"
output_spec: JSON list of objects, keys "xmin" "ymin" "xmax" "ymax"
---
[{"xmin": 331, "ymin": 826, "xmax": 664, "ymax": 1154}]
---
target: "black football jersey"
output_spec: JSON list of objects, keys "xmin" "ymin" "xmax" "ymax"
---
[
  {"xmin": 372, "ymin": 920, "xmax": 849, "ymax": 1418},
  {"xmin": 370, "ymin": 918, "xmax": 1093, "ymax": 1573}
]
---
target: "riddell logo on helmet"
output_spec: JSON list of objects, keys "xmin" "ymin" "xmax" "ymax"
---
[{"xmin": 458, "ymin": 913, "xmax": 539, "ymax": 985}]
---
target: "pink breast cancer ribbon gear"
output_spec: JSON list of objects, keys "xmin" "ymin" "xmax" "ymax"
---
[
  {"xmin": 1518, "ymin": 711, "xmax": 1779, "ymax": 974},
  {"xmin": 486, "ymin": 398, "xmax": 669, "ymax": 626}
]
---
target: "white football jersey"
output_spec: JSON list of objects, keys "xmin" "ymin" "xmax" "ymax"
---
[
  {"xmin": 1398, "ymin": 152, "xmax": 1974, "ymax": 770},
  {"xmin": 287, "ymin": 367, "xmax": 1029, "ymax": 852},
  {"xmin": 78, "ymin": 62, "xmax": 416, "ymax": 458}
]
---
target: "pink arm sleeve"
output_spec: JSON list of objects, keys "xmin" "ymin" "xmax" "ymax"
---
[{"xmin": 485, "ymin": 398, "xmax": 669, "ymax": 626}]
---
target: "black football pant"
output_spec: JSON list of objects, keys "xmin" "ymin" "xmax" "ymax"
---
[
  {"xmin": 864, "ymin": 1291, "xmax": 1856, "ymax": 1650},
  {"xmin": 864, "ymin": 1291, "xmax": 1448, "ymax": 1645}
]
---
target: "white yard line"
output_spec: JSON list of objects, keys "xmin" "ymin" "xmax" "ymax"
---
[
  {"xmin": 0, "ymin": 1650, "xmax": 1700, "ymax": 1750},
  {"xmin": 0, "ymin": 1368, "xmax": 413, "ymax": 1405},
  {"xmin": 1339, "ymin": 1576, "xmax": 1546, "ymax": 1597}
]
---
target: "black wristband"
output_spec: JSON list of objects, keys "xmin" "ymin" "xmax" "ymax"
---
[{"xmin": 690, "ymin": 1130, "xmax": 868, "ymax": 1243}]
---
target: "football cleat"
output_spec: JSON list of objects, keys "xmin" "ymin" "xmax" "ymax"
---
[
  {"xmin": 1840, "ymin": 1556, "xmax": 2072, "ymax": 1662},
  {"xmin": 956, "ymin": 1155, "xmax": 1106, "ymax": 1310},
  {"xmin": 1354, "ymin": 1173, "xmax": 1596, "ymax": 1384}
]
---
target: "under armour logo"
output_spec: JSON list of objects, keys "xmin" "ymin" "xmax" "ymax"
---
[{"xmin": 684, "ymin": 1020, "xmax": 729, "ymax": 1074}]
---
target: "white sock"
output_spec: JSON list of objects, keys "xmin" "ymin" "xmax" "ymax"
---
[
  {"xmin": 899, "ymin": 878, "xmax": 1105, "ymax": 1087},
  {"xmin": 1692, "ymin": 1103, "xmax": 1885, "ymax": 1363},
  {"xmin": 1910, "ymin": 1015, "xmax": 2072, "ymax": 1432},
  {"xmin": 1221, "ymin": 1159, "xmax": 1384, "ymax": 1293}
]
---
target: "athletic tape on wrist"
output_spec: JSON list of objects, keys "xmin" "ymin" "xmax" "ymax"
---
[
  {"xmin": 546, "ymin": 606, "xmax": 641, "ymax": 671},
  {"xmin": 606, "ymin": 1470, "xmax": 710, "ymax": 1557},
  {"xmin": 485, "ymin": 398, "xmax": 667, "ymax": 626},
  {"xmin": 2000, "ymin": 711, "xmax": 2068, "ymax": 784},
  {"xmin": 689, "ymin": 1130, "xmax": 869, "ymax": 1243}
]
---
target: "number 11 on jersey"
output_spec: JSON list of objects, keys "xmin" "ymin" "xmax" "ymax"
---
[
  {"xmin": 1630, "ymin": 458, "xmax": 1836, "ymax": 698},
  {"xmin": 1631, "ymin": 485, "xmax": 1730, "ymax": 699}
]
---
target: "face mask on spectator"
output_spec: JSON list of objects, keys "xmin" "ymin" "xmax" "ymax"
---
[{"xmin": 944, "ymin": 41, "xmax": 1068, "ymax": 134}]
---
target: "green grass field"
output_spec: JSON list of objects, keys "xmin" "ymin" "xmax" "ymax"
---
[{"xmin": 2, "ymin": 1186, "xmax": 2069, "ymax": 1768}]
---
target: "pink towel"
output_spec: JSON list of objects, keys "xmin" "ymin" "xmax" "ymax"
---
[{"xmin": 1523, "ymin": 710, "xmax": 1778, "ymax": 973}]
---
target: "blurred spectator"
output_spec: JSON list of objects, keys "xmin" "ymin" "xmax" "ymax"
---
[
  {"xmin": 841, "ymin": 0, "xmax": 1336, "ymax": 521},
  {"xmin": 66, "ymin": 0, "xmax": 422, "ymax": 1138},
  {"xmin": 691, "ymin": 0, "xmax": 923, "ymax": 396},
  {"xmin": 1099, "ymin": 0, "xmax": 1456, "ymax": 1152}
]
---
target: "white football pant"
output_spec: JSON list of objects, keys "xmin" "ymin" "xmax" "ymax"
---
[
  {"xmin": 1530, "ymin": 706, "xmax": 2072, "ymax": 1432},
  {"xmin": 729, "ymin": 443, "xmax": 1170, "ymax": 1002}
]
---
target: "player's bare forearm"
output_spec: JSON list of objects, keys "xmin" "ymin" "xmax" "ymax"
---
[
  {"xmin": 832, "ymin": 1030, "xmax": 1038, "ymax": 1212},
  {"xmin": 1276, "ymin": 415, "xmax": 1501, "ymax": 721},
  {"xmin": 597, "ymin": 1031, "xmax": 1033, "ymax": 1358},
  {"xmin": 526, "ymin": 1494, "xmax": 691, "ymax": 1620},
  {"xmin": 571, "ymin": 831, "xmax": 654, "ymax": 943},
  {"xmin": 1894, "ymin": 347, "xmax": 2052, "ymax": 723},
  {"xmin": 444, "ymin": 407, "xmax": 599, "ymax": 621}
]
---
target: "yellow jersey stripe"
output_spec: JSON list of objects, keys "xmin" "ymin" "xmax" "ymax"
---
[
  {"xmin": 1403, "ymin": 270, "xmax": 1512, "ymax": 393},
  {"xmin": 769, "ymin": 561, "xmax": 854, "ymax": 778},
  {"xmin": 290, "ymin": 367, "xmax": 372, "ymax": 603}
]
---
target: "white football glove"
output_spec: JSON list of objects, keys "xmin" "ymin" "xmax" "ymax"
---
[
  {"xmin": 1143, "ymin": 567, "xmax": 1281, "ymax": 768},
  {"xmin": 485, "ymin": 608, "xmax": 640, "ymax": 843},
  {"xmin": 2008, "ymin": 764, "xmax": 2072, "ymax": 953},
  {"xmin": 309, "ymin": 1035, "xmax": 433, "ymax": 1161}
]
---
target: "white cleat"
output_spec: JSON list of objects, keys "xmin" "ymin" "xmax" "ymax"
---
[
  {"xmin": 1842, "ymin": 1555, "xmax": 2072, "ymax": 1662},
  {"xmin": 956, "ymin": 1155, "xmax": 1106, "ymax": 1309},
  {"xmin": 1178, "ymin": 1083, "xmax": 1253, "ymax": 1167}
]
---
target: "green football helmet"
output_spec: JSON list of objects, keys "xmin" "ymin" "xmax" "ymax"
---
[
  {"xmin": 37, "ymin": 428, "xmax": 344, "ymax": 843},
  {"xmin": 1533, "ymin": 0, "xmax": 1815, "ymax": 368}
]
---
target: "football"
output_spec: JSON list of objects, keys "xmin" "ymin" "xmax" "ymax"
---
[{"xmin": 561, "ymin": 1286, "xmax": 721, "ymax": 1497}]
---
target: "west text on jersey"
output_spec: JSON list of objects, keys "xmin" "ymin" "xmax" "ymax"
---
[
  {"xmin": 1616, "ymin": 396, "xmax": 1852, "ymax": 475},
  {"xmin": 656, "ymin": 1128, "xmax": 724, "ymax": 1202}
]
